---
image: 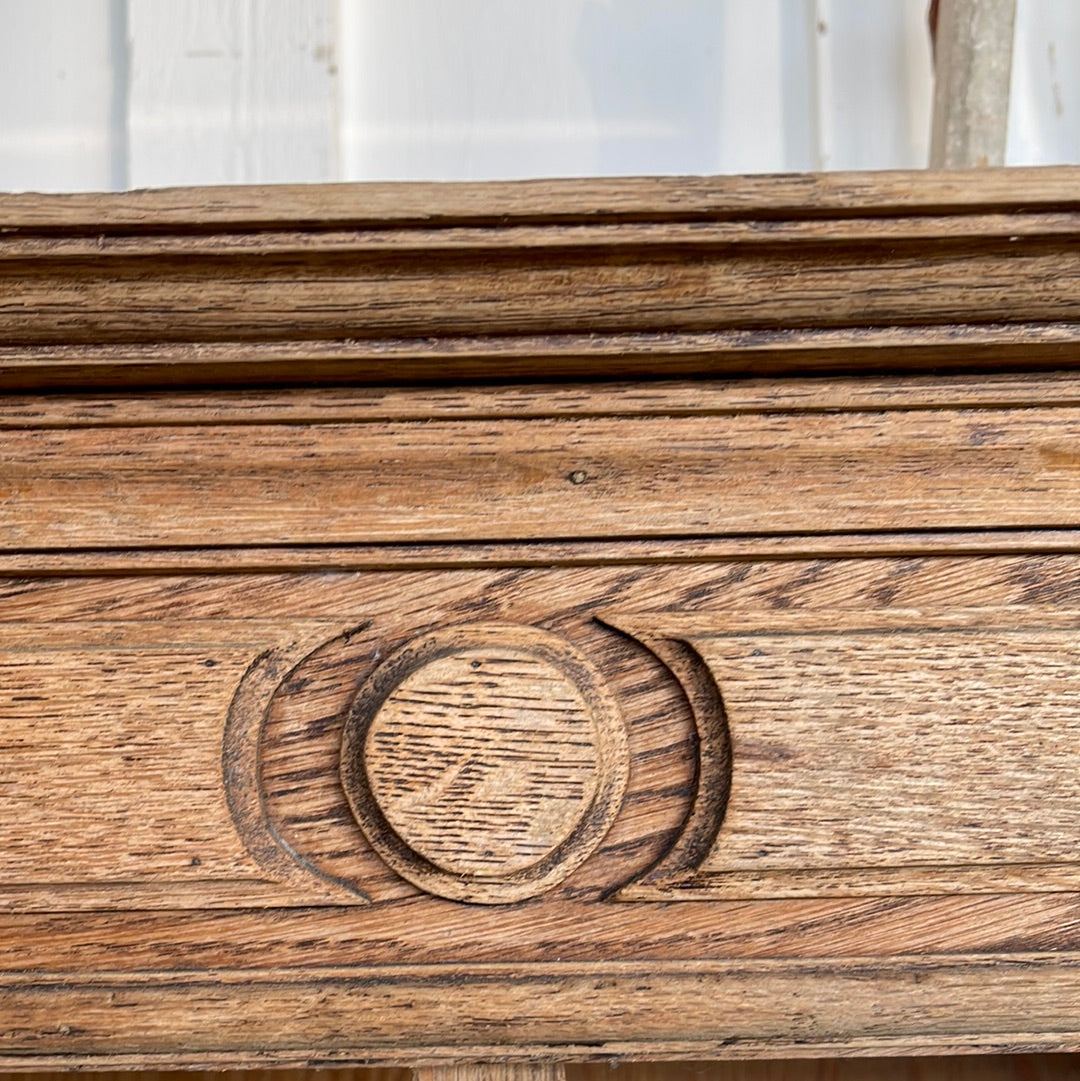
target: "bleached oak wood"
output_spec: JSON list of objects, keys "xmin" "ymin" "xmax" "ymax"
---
[
  {"xmin": 6, "ymin": 558, "xmax": 1080, "ymax": 919},
  {"xmin": 4, "ymin": 174, "xmax": 1080, "ymax": 1070},
  {"xmin": 340, "ymin": 623, "xmax": 628, "ymax": 904},
  {"xmin": 9, "ymin": 407, "xmax": 1080, "ymax": 548},
  {"xmin": 1, "ymin": 957, "xmax": 1079, "ymax": 1066},
  {"xmin": 6, "ymin": 369, "xmax": 1080, "ymax": 428},
  {"xmin": 2, "ymin": 169, "xmax": 1080, "ymax": 386},
  {"xmin": 7, "ymin": 167, "xmax": 1079, "ymax": 227}
]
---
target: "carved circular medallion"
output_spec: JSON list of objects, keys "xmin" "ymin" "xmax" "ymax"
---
[{"xmin": 340, "ymin": 623, "xmax": 628, "ymax": 903}]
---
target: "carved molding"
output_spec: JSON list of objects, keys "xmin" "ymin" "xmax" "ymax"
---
[
  {"xmin": 9, "ymin": 171, "xmax": 1080, "ymax": 1065},
  {"xmin": 222, "ymin": 602, "xmax": 702, "ymax": 905},
  {"xmin": 340, "ymin": 623, "xmax": 629, "ymax": 904},
  {"xmin": 221, "ymin": 582, "xmax": 1080, "ymax": 908},
  {"xmin": 5, "ymin": 168, "xmax": 1080, "ymax": 390}
]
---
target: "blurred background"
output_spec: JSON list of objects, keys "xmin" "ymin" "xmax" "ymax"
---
[{"xmin": 0, "ymin": 0, "xmax": 1076, "ymax": 192}]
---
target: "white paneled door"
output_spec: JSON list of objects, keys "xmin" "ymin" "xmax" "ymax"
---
[{"xmin": 0, "ymin": 0, "xmax": 1074, "ymax": 191}]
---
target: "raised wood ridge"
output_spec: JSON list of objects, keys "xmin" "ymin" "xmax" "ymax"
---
[{"xmin": 3, "ymin": 167, "xmax": 1080, "ymax": 387}]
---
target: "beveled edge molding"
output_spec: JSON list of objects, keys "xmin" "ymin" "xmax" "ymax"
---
[
  {"xmin": 3, "ymin": 167, "xmax": 1080, "ymax": 387},
  {"xmin": 5, "ymin": 166, "xmax": 1078, "ymax": 227},
  {"xmin": 5, "ymin": 529, "xmax": 1080, "ymax": 575},
  {"xmin": 340, "ymin": 623, "xmax": 630, "ymax": 904}
]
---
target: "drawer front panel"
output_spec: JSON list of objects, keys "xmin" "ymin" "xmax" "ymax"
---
[
  {"xmin": 4, "ymin": 552, "xmax": 1080, "ymax": 1061},
  {"xmin": 3, "ymin": 555, "xmax": 1080, "ymax": 914}
]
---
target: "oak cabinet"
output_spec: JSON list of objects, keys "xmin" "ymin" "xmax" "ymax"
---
[{"xmin": 2, "ymin": 169, "xmax": 1080, "ymax": 1069}]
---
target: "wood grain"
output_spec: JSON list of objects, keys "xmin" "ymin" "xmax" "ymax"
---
[
  {"xmin": 3, "ymin": 169, "xmax": 1080, "ymax": 386},
  {"xmin": 610, "ymin": 612, "xmax": 1080, "ymax": 899},
  {"xmin": 0, "ymin": 234, "xmax": 1074, "ymax": 344},
  {"xmin": 8, "ymin": 324, "xmax": 1080, "ymax": 389},
  {"xmin": 5, "ymin": 167, "xmax": 1080, "ymax": 228},
  {"xmin": 6, "ymin": 557, "xmax": 1080, "ymax": 922},
  {"xmin": 340, "ymin": 622, "xmax": 629, "ymax": 903},
  {"xmin": 6, "ymin": 175, "xmax": 1080, "ymax": 1068},
  {"xmin": 2, "ymin": 957, "xmax": 1080, "ymax": 1066},
  {"xmin": 7, "ymin": 369, "xmax": 1080, "ymax": 427},
  {"xmin": 11, "ymin": 406, "xmax": 1080, "ymax": 548},
  {"xmin": 6, "ymin": 531, "xmax": 1080, "ymax": 577}
]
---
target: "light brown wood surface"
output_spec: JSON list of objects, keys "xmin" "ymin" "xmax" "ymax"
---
[
  {"xmin": 10, "ymin": 403, "xmax": 1080, "ymax": 548},
  {"xmin": 4, "ymin": 219, "xmax": 1075, "ymax": 343},
  {"xmin": 5, "ymin": 550, "xmax": 1080, "ymax": 1060},
  {"xmin": 340, "ymin": 622, "xmax": 629, "ymax": 904},
  {"xmin": 4, "ymin": 174, "xmax": 1080, "ymax": 1069},
  {"xmin": 3, "ymin": 168, "xmax": 1080, "ymax": 387},
  {"xmin": 4, "ymin": 166, "xmax": 1080, "ymax": 227}
]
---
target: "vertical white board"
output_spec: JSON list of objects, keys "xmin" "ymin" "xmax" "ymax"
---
[
  {"xmin": 0, "ymin": 0, "xmax": 125, "ymax": 192},
  {"xmin": 126, "ymin": 0, "xmax": 339, "ymax": 187},
  {"xmin": 1008, "ymin": 0, "xmax": 1080, "ymax": 164},
  {"xmin": 340, "ymin": 0, "xmax": 759, "ymax": 181},
  {"xmin": 812, "ymin": 0, "xmax": 933, "ymax": 171},
  {"xmin": 715, "ymin": 0, "xmax": 819, "ymax": 174}
]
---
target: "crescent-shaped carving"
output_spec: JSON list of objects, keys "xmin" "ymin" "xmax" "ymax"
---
[
  {"xmin": 221, "ymin": 602, "xmax": 729, "ymax": 907},
  {"xmin": 596, "ymin": 614, "xmax": 733, "ymax": 900}
]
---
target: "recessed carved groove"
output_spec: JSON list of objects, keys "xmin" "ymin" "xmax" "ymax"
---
[
  {"xmin": 340, "ymin": 623, "xmax": 630, "ymax": 904},
  {"xmin": 222, "ymin": 622, "xmax": 374, "ymax": 903},
  {"xmin": 596, "ymin": 617, "xmax": 732, "ymax": 899}
]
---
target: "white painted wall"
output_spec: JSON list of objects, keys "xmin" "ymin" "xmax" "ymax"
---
[{"xmin": 0, "ymin": 0, "xmax": 1074, "ymax": 192}]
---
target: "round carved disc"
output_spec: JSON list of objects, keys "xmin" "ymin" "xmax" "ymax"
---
[
  {"xmin": 365, "ymin": 645, "xmax": 600, "ymax": 876},
  {"xmin": 340, "ymin": 623, "xmax": 628, "ymax": 904}
]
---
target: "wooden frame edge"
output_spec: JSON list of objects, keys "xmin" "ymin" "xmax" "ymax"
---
[{"xmin": 3, "ymin": 168, "xmax": 1080, "ymax": 388}]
